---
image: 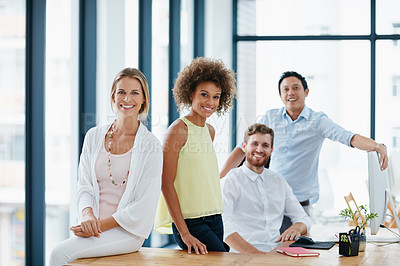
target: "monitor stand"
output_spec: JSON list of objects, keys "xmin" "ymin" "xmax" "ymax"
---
[{"xmin": 367, "ymin": 188, "xmax": 400, "ymax": 243}]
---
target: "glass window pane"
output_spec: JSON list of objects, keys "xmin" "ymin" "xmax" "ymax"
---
[
  {"xmin": 149, "ymin": 0, "xmax": 170, "ymax": 248},
  {"xmin": 97, "ymin": 0, "xmax": 138, "ymax": 126},
  {"xmin": 151, "ymin": 0, "xmax": 169, "ymax": 144},
  {"xmin": 177, "ymin": 0, "xmax": 194, "ymax": 119},
  {"xmin": 0, "ymin": 0, "xmax": 25, "ymax": 265},
  {"xmin": 45, "ymin": 0, "xmax": 72, "ymax": 262},
  {"xmin": 237, "ymin": 40, "xmax": 371, "ymax": 213},
  {"xmin": 237, "ymin": 0, "xmax": 370, "ymax": 36},
  {"xmin": 376, "ymin": 0, "xmax": 400, "ymax": 35},
  {"xmin": 125, "ymin": 0, "xmax": 139, "ymax": 68},
  {"xmin": 180, "ymin": 0, "xmax": 194, "ymax": 68},
  {"xmin": 376, "ymin": 40, "xmax": 400, "ymax": 153},
  {"xmin": 204, "ymin": 0, "xmax": 234, "ymax": 169}
]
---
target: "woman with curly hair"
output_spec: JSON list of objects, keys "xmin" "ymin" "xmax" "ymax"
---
[{"xmin": 155, "ymin": 57, "xmax": 237, "ymax": 254}]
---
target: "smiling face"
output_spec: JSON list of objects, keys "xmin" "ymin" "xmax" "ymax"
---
[
  {"xmin": 113, "ymin": 77, "xmax": 145, "ymax": 118},
  {"xmin": 190, "ymin": 81, "xmax": 221, "ymax": 119},
  {"xmin": 279, "ymin": 76, "xmax": 309, "ymax": 115},
  {"xmin": 243, "ymin": 133, "xmax": 273, "ymax": 173}
]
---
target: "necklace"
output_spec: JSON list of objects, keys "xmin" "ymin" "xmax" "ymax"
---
[{"xmin": 108, "ymin": 120, "xmax": 129, "ymax": 187}]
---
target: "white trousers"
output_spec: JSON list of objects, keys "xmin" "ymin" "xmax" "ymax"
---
[{"xmin": 49, "ymin": 227, "xmax": 145, "ymax": 266}]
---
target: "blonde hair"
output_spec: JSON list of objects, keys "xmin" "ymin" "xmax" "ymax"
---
[{"xmin": 110, "ymin": 68, "xmax": 150, "ymax": 120}]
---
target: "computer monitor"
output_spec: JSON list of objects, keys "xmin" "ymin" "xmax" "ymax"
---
[{"xmin": 368, "ymin": 151, "xmax": 400, "ymax": 238}]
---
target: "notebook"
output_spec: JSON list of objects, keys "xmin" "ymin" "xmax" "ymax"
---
[{"xmin": 277, "ymin": 247, "xmax": 320, "ymax": 257}]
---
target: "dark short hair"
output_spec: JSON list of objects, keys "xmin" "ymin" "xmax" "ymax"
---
[
  {"xmin": 278, "ymin": 71, "xmax": 308, "ymax": 95},
  {"xmin": 244, "ymin": 123, "xmax": 274, "ymax": 147}
]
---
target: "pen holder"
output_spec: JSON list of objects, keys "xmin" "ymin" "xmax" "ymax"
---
[{"xmin": 339, "ymin": 232, "xmax": 359, "ymax": 256}]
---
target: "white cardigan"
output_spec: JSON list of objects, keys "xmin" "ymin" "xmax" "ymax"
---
[{"xmin": 76, "ymin": 122, "xmax": 162, "ymax": 239}]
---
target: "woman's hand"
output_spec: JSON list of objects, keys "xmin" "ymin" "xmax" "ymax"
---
[
  {"xmin": 70, "ymin": 225, "xmax": 92, "ymax": 238},
  {"xmin": 80, "ymin": 207, "xmax": 101, "ymax": 237},
  {"xmin": 181, "ymin": 232, "xmax": 208, "ymax": 255}
]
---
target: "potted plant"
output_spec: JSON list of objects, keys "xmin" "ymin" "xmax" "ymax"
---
[{"xmin": 339, "ymin": 204, "xmax": 378, "ymax": 252}]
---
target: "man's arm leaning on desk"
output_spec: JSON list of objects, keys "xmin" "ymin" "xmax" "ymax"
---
[
  {"xmin": 225, "ymin": 232, "xmax": 267, "ymax": 254},
  {"xmin": 225, "ymin": 223, "xmax": 307, "ymax": 254}
]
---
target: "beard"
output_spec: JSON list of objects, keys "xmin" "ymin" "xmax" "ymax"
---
[{"xmin": 246, "ymin": 154, "xmax": 269, "ymax": 168}]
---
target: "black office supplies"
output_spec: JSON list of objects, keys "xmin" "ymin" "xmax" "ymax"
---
[{"xmin": 339, "ymin": 232, "xmax": 359, "ymax": 256}]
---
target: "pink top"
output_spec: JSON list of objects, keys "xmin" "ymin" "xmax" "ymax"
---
[{"xmin": 95, "ymin": 139, "xmax": 132, "ymax": 220}]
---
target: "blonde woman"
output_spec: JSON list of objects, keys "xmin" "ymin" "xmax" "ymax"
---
[{"xmin": 50, "ymin": 68, "xmax": 162, "ymax": 265}]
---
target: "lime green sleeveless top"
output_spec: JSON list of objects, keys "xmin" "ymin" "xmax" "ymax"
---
[{"xmin": 154, "ymin": 117, "xmax": 222, "ymax": 234}]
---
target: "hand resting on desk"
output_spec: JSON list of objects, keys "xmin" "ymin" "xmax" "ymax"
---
[{"xmin": 276, "ymin": 222, "xmax": 308, "ymax": 242}]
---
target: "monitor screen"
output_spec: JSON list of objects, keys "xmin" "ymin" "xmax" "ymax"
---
[{"xmin": 368, "ymin": 151, "xmax": 388, "ymax": 235}]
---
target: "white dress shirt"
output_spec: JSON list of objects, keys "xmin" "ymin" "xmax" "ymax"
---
[{"xmin": 222, "ymin": 164, "xmax": 312, "ymax": 252}]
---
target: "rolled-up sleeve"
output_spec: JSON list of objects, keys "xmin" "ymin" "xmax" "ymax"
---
[{"xmin": 318, "ymin": 114, "xmax": 355, "ymax": 147}]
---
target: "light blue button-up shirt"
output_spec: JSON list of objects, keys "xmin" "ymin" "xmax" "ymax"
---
[{"xmin": 239, "ymin": 106, "xmax": 355, "ymax": 204}]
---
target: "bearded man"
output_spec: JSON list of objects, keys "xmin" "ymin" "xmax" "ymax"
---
[{"xmin": 221, "ymin": 124, "xmax": 311, "ymax": 253}]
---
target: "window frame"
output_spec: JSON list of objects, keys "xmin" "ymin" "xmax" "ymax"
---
[{"xmin": 231, "ymin": 0, "xmax": 400, "ymax": 146}]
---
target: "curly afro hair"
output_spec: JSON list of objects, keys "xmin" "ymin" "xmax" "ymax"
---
[{"xmin": 173, "ymin": 57, "xmax": 237, "ymax": 115}]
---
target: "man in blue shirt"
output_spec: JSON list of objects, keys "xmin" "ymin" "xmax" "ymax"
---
[{"xmin": 220, "ymin": 71, "xmax": 388, "ymax": 231}]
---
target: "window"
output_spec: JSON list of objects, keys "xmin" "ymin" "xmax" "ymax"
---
[
  {"xmin": 97, "ymin": 0, "xmax": 139, "ymax": 126},
  {"xmin": 236, "ymin": 39, "xmax": 371, "ymax": 213},
  {"xmin": 376, "ymin": 41, "xmax": 400, "ymax": 154},
  {"xmin": 0, "ymin": 0, "xmax": 26, "ymax": 265},
  {"xmin": 45, "ymin": 0, "xmax": 73, "ymax": 262},
  {"xmin": 376, "ymin": 0, "xmax": 400, "ymax": 35},
  {"xmin": 234, "ymin": 0, "xmax": 400, "ymax": 217},
  {"xmin": 205, "ymin": 0, "xmax": 234, "ymax": 167},
  {"xmin": 237, "ymin": 0, "xmax": 370, "ymax": 36},
  {"xmin": 151, "ymin": 0, "xmax": 170, "ymax": 143}
]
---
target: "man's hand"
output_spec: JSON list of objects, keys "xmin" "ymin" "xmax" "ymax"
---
[
  {"xmin": 276, "ymin": 222, "xmax": 306, "ymax": 242},
  {"xmin": 180, "ymin": 232, "xmax": 208, "ymax": 255},
  {"xmin": 368, "ymin": 143, "xmax": 388, "ymax": 171},
  {"xmin": 350, "ymin": 135, "xmax": 389, "ymax": 171},
  {"xmin": 277, "ymin": 228, "xmax": 301, "ymax": 242}
]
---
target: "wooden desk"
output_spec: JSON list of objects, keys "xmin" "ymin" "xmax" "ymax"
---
[{"xmin": 67, "ymin": 225, "xmax": 400, "ymax": 265}]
